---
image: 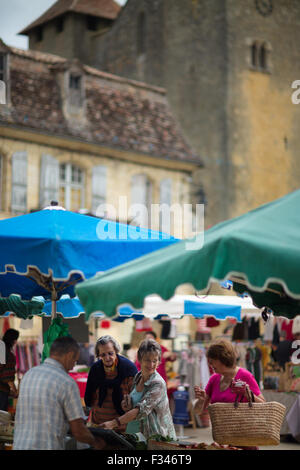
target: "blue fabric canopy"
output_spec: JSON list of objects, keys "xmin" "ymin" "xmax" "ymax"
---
[
  {"xmin": 42, "ymin": 295, "xmax": 242, "ymax": 322},
  {"xmin": 0, "ymin": 208, "xmax": 178, "ymax": 301}
]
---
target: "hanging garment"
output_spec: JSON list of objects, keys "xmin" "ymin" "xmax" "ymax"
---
[
  {"xmin": 168, "ymin": 320, "xmax": 177, "ymax": 339},
  {"xmin": 248, "ymin": 318, "xmax": 260, "ymax": 340},
  {"xmin": 234, "ymin": 342, "xmax": 247, "ymax": 369},
  {"xmin": 206, "ymin": 317, "xmax": 220, "ymax": 328},
  {"xmin": 272, "ymin": 323, "xmax": 280, "ymax": 346},
  {"xmin": 281, "ymin": 319, "xmax": 294, "ymax": 340},
  {"xmin": 178, "ymin": 350, "xmax": 188, "ymax": 382},
  {"xmin": 263, "ymin": 315, "xmax": 275, "ymax": 342},
  {"xmin": 135, "ymin": 318, "xmax": 152, "ymax": 332},
  {"xmin": 159, "ymin": 319, "xmax": 171, "ymax": 339},
  {"xmin": 232, "ymin": 318, "xmax": 248, "ymax": 341},
  {"xmin": 195, "ymin": 319, "xmax": 211, "ymax": 333}
]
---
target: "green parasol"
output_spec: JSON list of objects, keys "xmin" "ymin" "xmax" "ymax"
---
[
  {"xmin": 76, "ymin": 189, "xmax": 300, "ymax": 320},
  {"xmin": 0, "ymin": 294, "xmax": 44, "ymax": 319}
]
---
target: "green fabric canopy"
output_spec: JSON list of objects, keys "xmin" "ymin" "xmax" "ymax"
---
[{"xmin": 76, "ymin": 189, "xmax": 300, "ymax": 320}]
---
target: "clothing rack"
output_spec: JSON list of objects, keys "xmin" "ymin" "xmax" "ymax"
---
[{"xmin": 16, "ymin": 340, "xmax": 40, "ymax": 378}]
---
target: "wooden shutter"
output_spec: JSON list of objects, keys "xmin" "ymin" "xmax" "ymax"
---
[
  {"xmin": 39, "ymin": 154, "xmax": 59, "ymax": 209},
  {"xmin": 11, "ymin": 151, "xmax": 27, "ymax": 214},
  {"xmin": 159, "ymin": 178, "xmax": 172, "ymax": 234},
  {"xmin": 92, "ymin": 165, "xmax": 107, "ymax": 215},
  {"xmin": 131, "ymin": 174, "xmax": 151, "ymax": 228}
]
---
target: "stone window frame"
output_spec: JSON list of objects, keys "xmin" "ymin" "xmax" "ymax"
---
[
  {"xmin": 63, "ymin": 62, "xmax": 86, "ymax": 114},
  {"xmin": 246, "ymin": 38, "xmax": 272, "ymax": 73},
  {"xmin": 59, "ymin": 162, "xmax": 85, "ymax": 211}
]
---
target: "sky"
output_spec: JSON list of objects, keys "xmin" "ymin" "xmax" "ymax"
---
[{"xmin": 0, "ymin": 0, "xmax": 127, "ymax": 49}]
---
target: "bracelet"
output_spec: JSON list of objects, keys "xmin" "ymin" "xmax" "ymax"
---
[{"xmin": 114, "ymin": 417, "xmax": 121, "ymax": 427}]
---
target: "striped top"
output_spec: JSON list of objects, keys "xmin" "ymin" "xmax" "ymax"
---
[
  {"xmin": 89, "ymin": 368, "xmax": 134, "ymax": 431},
  {"xmin": 13, "ymin": 358, "xmax": 84, "ymax": 450}
]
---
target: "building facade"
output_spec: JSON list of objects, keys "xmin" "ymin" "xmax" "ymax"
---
[
  {"xmin": 0, "ymin": 40, "xmax": 200, "ymax": 239},
  {"xmin": 22, "ymin": 0, "xmax": 300, "ymax": 226}
]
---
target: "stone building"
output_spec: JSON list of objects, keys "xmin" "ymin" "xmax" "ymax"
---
[
  {"xmin": 20, "ymin": 0, "xmax": 300, "ymax": 226},
  {"xmin": 91, "ymin": 0, "xmax": 300, "ymax": 226},
  {"xmin": 0, "ymin": 39, "xmax": 200, "ymax": 239}
]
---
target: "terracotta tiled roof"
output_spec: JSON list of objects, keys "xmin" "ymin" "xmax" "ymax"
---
[
  {"xmin": 0, "ymin": 47, "xmax": 200, "ymax": 165},
  {"xmin": 19, "ymin": 0, "xmax": 121, "ymax": 34}
]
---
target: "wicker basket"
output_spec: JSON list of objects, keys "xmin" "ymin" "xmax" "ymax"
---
[{"xmin": 208, "ymin": 401, "xmax": 286, "ymax": 446}]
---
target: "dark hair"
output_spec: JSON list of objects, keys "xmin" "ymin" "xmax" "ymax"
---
[
  {"xmin": 145, "ymin": 331, "xmax": 157, "ymax": 340},
  {"xmin": 137, "ymin": 339, "xmax": 161, "ymax": 362},
  {"xmin": 50, "ymin": 336, "xmax": 79, "ymax": 356},
  {"xmin": 207, "ymin": 339, "xmax": 237, "ymax": 368},
  {"xmin": 2, "ymin": 329, "xmax": 19, "ymax": 350}
]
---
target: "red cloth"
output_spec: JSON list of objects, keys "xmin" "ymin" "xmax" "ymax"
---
[
  {"xmin": 206, "ymin": 317, "xmax": 220, "ymax": 328},
  {"xmin": 281, "ymin": 319, "xmax": 294, "ymax": 340},
  {"xmin": 69, "ymin": 372, "xmax": 88, "ymax": 398}
]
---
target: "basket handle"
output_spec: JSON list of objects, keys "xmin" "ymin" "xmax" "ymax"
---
[{"xmin": 233, "ymin": 388, "xmax": 253, "ymax": 408}]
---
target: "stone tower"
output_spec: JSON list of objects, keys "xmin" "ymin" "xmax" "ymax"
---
[
  {"xmin": 91, "ymin": 0, "xmax": 300, "ymax": 226},
  {"xmin": 20, "ymin": 0, "xmax": 300, "ymax": 226},
  {"xmin": 19, "ymin": 0, "xmax": 121, "ymax": 65}
]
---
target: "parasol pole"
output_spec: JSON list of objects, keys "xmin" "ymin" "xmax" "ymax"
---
[{"xmin": 51, "ymin": 285, "xmax": 57, "ymax": 320}]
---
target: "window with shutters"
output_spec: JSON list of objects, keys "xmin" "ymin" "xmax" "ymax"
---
[
  {"xmin": 11, "ymin": 152, "xmax": 27, "ymax": 214},
  {"xmin": 130, "ymin": 174, "xmax": 152, "ymax": 228},
  {"xmin": 68, "ymin": 73, "xmax": 83, "ymax": 108},
  {"xmin": 91, "ymin": 165, "xmax": 107, "ymax": 216},
  {"xmin": 249, "ymin": 40, "xmax": 271, "ymax": 72},
  {"xmin": 39, "ymin": 154, "xmax": 59, "ymax": 209},
  {"xmin": 59, "ymin": 163, "xmax": 84, "ymax": 211},
  {"xmin": 159, "ymin": 178, "xmax": 172, "ymax": 234}
]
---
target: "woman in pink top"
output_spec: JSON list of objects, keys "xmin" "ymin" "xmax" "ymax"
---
[{"xmin": 194, "ymin": 339, "xmax": 265, "ymax": 449}]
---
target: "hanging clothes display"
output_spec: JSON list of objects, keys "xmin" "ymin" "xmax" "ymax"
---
[
  {"xmin": 16, "ymin": 341, "xmax": 40, "ymax": 376},
  {"xmin": 178, "ymin": 345, "xmax": 210, "ymax": 397}
]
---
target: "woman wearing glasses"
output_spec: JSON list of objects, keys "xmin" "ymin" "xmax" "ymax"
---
[
  {"xmin": 100, "ymin": 339, "xmax": 176, "ymax": 440},
  {"xmin": 84, "ymin": 335, "xmax": 137, "ymax": 430}
]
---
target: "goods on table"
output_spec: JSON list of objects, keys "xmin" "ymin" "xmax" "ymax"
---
[{"xmin": 147, "ymin": 439, "xmax": 241, "ymax": 450}]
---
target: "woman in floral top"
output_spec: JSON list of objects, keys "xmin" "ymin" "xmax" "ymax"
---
[{"xmin": 100, "ymin": 339, "xmax": 176, "ymax": 440}]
